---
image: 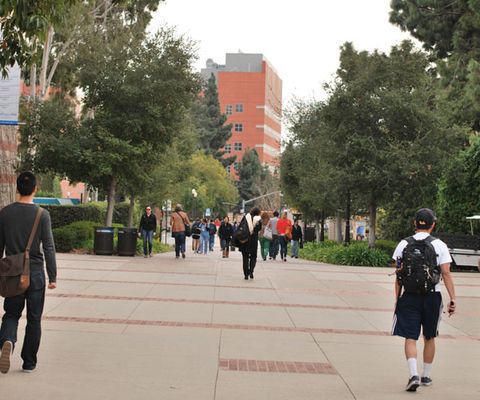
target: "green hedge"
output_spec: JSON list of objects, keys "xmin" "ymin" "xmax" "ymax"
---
[
  {"xmin": 299, "ymin": 241, "xmax": 391, "ymax": 267},
  {"xmin": 43, "ymin": 202, "xmax": 139, "ymax": 229},
  {"xmin": 53, "ymin": 220, "xmax": 172, "ymax": 255}
]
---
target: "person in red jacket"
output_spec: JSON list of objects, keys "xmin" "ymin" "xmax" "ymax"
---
[{"xmin": 276, "ymin": 211, "xmax": 292, "ymax": 262}]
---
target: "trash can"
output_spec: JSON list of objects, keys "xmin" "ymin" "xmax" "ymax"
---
[
  {"xmin": 117, "ymin": 227, "xmax": 137, "ymax": 256},
  {"xmin": 94, "ymin": 227, "xmax": 114, "ymax": 255},
  {"xmin": 304, "ymin": 227, "xmax": 316, "ymax": 242}
]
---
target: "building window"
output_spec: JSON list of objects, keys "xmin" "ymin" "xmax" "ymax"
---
[
  {"xmin": 235, "ymin": 103, "xmax": 243, "ymax": 112},
  {"xmin": 234, "ymin": 142, "xmax": 242, "ymax": 151},
  {"xmin": 234, "ymin": 162, "xmax": 239, "ymax": 172},
  {"xmin": 225, "ymin": 105, "xmax": 232, "ymax": 115},
  {"xmin": 234, "ymin": 123, "xmax": 243, "ymax": 132},
  {"xmin": 224, "ymin": 144, "xmax": 232, "ymax": 153}
]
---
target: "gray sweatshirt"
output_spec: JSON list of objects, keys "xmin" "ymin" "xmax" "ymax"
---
[{"xmin": 0, "ymin": 202, "xmax": 57, "ymax": 283}]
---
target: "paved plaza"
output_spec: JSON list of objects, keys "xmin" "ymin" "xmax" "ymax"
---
[{"xmin": 1, "ymin": 243, "xmax": 479, "ymax": 399}]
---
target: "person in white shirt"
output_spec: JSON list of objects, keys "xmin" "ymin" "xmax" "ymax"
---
[{"xmin": 391, "ymin": 208, "xmax": 456, "ymax": 392}]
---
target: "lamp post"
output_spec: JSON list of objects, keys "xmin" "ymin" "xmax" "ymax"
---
[
  {"xmin": 241, "ymin": 191, "xmax": 283, "ymax": 214},
  {"xmin": 191, "ymin": 189, "xmax": 198, "ymax": 219}
]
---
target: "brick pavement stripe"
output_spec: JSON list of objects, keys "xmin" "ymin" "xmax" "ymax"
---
[{"xmin": 43, "ymin": 315, "xmax": 472, "ymax": 340}]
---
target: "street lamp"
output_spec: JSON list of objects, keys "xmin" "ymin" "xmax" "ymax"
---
[{"xmin": 192, "ymin": 189, "xmax": 198, "ymax": 219}]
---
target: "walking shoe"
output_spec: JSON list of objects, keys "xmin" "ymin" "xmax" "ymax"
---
[
  {"xmin": 144, "ymin": 255, "xmax": 148, "ymax": 258},
  {"xmin": 149, "ymin": 253, "xmax": 153, "ymax": 257},
  {"xmin": 249, "ymin": 273, "xmax": 254, "ymax": 279},
  {"xmin": 406, "ymin": 375, "xmax": 420, "ymax": 392},
  {"xmin": 284, "ymin": 258, "xmax": 287, "ymax": 262},
  {"xmin": 244, "ymin": 275, "xmax": 248, "ymax": 280},
  {"xmin": 421, "ymin": 377, "xmax": 432, "ymax": 386},
  {"xmin": 269, "ymin": 257, "xmax": 272, "ymax": 260},
  {"xmin": 22, "ymin": 367, "xmax": 36, "ymax": 373},
  {"xmin": 182, "ymin": 253, "xmax": 185, "ymax": 259},
  {"xmin": 0, "ymin": 340, "xmax": 12, "ymax": 374}
]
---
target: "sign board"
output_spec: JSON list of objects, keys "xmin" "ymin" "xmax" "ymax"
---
[
  {"xmin": 205, "ymin": 208, "xmax": 211, "ymax": 217},
  {"xmin": 0, "ymin": 64, "xmax": 21, "ymax": 125}
]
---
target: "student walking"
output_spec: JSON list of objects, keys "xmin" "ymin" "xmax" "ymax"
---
[
  {"xmin": 138, "ymin": 206, "xmax": 157, "ymax": 257},
  {"xmin": 268, "ymin": 211, "xmax": 279, "ymax": 260},
  {"xmin": 258, "ymin": 211, "xmax": 271, "ymax": 261},
  {"xmin": 237, "ymin": 207, "xmax": 261, "ymax": 280},
  {"xmin": 291, "ymin": 220, "xmax": 303, "ymax": 258},
  {"xmin": 170, "ymin": 204, "xmax": 191, "ymax": 259},
  {"xmin": 199, "ymin": 218, "xmax": 210, "ymax": 255},
  {"xmin": 218, "ymin": 216, "xmax": 233, "ymax": 258},
  {"xmin": 276, "ymin": 211, "xmax": 292, "ymax": 262},
  {"xmin": 208, "ymin": 220, "xmax": 217, "ymax": 251},
  {"xmin": 0, "ymin": 172, "xmax": 57, "ymax": 374},
  {"xmin": 191, "ymin": 218, "xmax": 201, "ymax": 253},
  {"xmin": 392, "ymin": 208, "xmax": 456, "ymax": 392}
]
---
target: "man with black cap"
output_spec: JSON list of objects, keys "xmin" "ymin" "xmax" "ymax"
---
[{"xmin": 391, "ymin": 208, "xmax": 456, "ymax": 392}]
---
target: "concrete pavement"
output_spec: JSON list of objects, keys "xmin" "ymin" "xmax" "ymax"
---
[{"xmin": 1, "ymin": 242, "xmax": 479, "ymax": 399}]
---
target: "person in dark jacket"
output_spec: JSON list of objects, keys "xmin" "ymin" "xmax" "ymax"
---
[
  {"xmin": 238, "ymin": 207, "xmax": 262, "ymax": 280},
  {"xmin": 191, "ymin": 218, "xmax": 201, "ymax": 253},
  {"xmin": 208, "ymin": 220, "xmax": 217, "ymax": 251},
  {"xmin": 139, "ymin": 206, "xmax": 157, "ymax": 257},
  {"xmin": 218, "ymin": 216, "xmax": 233, "ymax": 258},
  {"xmin": 291, "ymin": 219, "xmax": 303, "ymax": 258},
  {"xmin": 0, "ymin": 172, "xmax": 57, "ymax": 374}
]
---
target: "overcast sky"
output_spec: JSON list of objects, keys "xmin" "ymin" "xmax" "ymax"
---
[{"xmin": 149, "ymin": 0, "xmax": 415, "ymax": 106}]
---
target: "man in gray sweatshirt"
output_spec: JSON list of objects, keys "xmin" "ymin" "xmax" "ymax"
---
[{"xmin": 0, "ymin": 172, "xmax": 57, "ymax": 374}]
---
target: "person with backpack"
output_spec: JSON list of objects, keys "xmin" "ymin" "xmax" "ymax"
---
[
  {"xmin": 208, "ymin": 219, "xmax": 217, "ymax": 251},
  {"xmin": 0, "ymin": 172, "xmax": 57, "ymax": 374},
  {"xmin": 199, "ymin": 218, "xmax": 210, "ymax": 255},
  {"xmin": 138, "ymin": 206, "xmax": 157, "ymax": 258},
  {"xmin": 218, "ymin": 216, "xmax": 233, "ymax": 258},
  {"xmin": 170, "ymin": 204, "xmax": 191, "ymax": 259},
  {"xmin": 235, "ymin": 207, "xmax": 262, "ymax": 280},
  {"xmin": 191, "ymin": 218, "xmax": 201, "ymax": 253},
  {"xmin": 392, "ymin": 208, "xmax": 456, "ymax": 392}
]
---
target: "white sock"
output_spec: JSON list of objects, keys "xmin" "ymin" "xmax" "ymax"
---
[
  {"xmin": 423, "ymin": 363, "xmax": 433, "ymax": 378},
  {"xmin": 407, "ymin": 358, "xmax": 418, "ymax": 377}
]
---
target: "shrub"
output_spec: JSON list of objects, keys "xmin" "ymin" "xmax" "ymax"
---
[
  {"xmin": 299, "ymin": 241, "xmax": 391, "ymax": 267},
  {"xmin": 43, "ymin": 202, "xmax": 140, "ymax": 229},
  {"xmin": 374, "ymin": 240, "xmax": 397, "ymax": 258}
]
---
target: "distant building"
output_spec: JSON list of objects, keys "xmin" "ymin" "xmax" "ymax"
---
[{"xmin": 201, "ymin": 53, "xmax": 282, "ymax": 177}]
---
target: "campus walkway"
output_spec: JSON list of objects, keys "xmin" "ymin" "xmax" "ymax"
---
[{"xmin": 1, "ymin": 244, "xmax": 479, "ymax": 399}]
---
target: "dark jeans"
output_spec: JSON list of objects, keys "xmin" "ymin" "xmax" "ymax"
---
[
  {"xmin": 173, "ymin": 231, "xmax": 186, "ymax": 257},
  {"xmin": 269, "ymin": 235, "xmax": 279, "ymax": 258},
  {"xmin": 279, "ymin": 235, "xmax": 288, "ymax": 259},
  {"xmin": 220, "ymin": 239, "xmax": 230, "ymax": 250},
  {"xmin": 242, "ymin": 251, "xmax": 257, "ymax": 277},
  {"xmin": 209, "ymin": 234, "xmax": 215, "ymax": 250},
  {"xmin": 141, "ymin": 229, "xmax": 154, "ymax": 255},
  {"xmin": 0, "ymin": 269, "xmax": 46, "ymax": 370}
]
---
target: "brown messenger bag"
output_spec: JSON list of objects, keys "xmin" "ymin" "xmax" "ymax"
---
[{"xmin": 0, "ymin": 207, "xmax": 43, "ymax": 298}]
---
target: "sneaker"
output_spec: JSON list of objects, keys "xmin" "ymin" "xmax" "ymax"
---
[
  {"xmin": 182, "ymin": 253, "xmax": 185, "ymax": 259},
  {"xmin": 244, "ymin": 276, "xmax": 248, "ymax": 280},
  {"xmin": 284, "ymin": 258, "xmax": 287, "ymax": 262},
  {"xmin": 22, "ymin": 367, "xmax": 36, "ymax": 373},
  {"xmin": 421, "ymin": 376, "xmax": 432, "ymax": 386},
  {"xmin": 149, "ymin": 253, "xmax": 153, "ymax": 258},
  {"xmin": 0, "ymin": 340, "xmax": 12, "ymax": 374},
  {"xmin": 406, "ymin": 375, "xmax": 420, "ymax": 392},
  {"xmin": 249, "ymin": 273, "xmax": 254, "ymax": 279}
]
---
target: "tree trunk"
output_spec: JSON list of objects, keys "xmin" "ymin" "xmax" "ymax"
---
[
  {"xmin": 30, "ymin": 63, "xmax": 37, "ymax": 99},
  {"xmin": 320, "ymin": 212, "xmax": 325, "ymax": 242},
  {"xmin": 0, "ymin": 125, "xmax": 18, "ymax": 209},
  {"xmin": 315, "ymin": 220, "xmax": 320, "ymax": 243},
  {"xmin": 336, "ymin": 210, "xmax": 343, "ymax": 243},
  {"xmin": 128, "ymin": 194, "xmax": 135, "ymax": 228},
  {"xmin": 368, "ymin": 202, "xmax": 377, "ymax": 248},
  {"xmin": 105, "ymin": 177, "xmax": 116, "ymax": 226},
  {"xmin": 345, "ymin": 191, "xmax": 351, "ymax": 244},
  {"xmin": 39, "ymin": 26, "xmax": 54, "ymax": 98}
]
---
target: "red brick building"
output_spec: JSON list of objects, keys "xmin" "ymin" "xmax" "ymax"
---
[{"xmin": 201, "ymin": 53, "xmax": 282, "ymax": 176}]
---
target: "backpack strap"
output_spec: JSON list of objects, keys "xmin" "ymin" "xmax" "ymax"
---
[{"xmin": 25, "ymin": 207, "xmax": 43, "ymax": 254}]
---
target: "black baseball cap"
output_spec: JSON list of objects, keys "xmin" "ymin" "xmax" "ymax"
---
[{"xmin": 415, "ymin": 208, "xmax": 436, "ymax": 229}]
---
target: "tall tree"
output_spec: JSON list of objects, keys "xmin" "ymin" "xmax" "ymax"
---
[
  {"xmin": 193, "ymin": 74, "xmax": 235, "ymax": 166},
  {"xmin": 237, "ymin": 148, "xmax": 263, "ymax": 205}
]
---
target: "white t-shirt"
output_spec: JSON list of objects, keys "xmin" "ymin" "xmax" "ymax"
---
[{"xmin": 392, "ymin": 232, "xmax": 452, "ymax": 292}]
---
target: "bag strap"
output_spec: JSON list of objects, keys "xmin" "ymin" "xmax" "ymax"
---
[
  {"xmin": 25, "ymin": 207, "xmax": 43, "ymax": 253},
  {"xmin": 176, "ymin": 211, "xmax": 188, "ymax": 225}
]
